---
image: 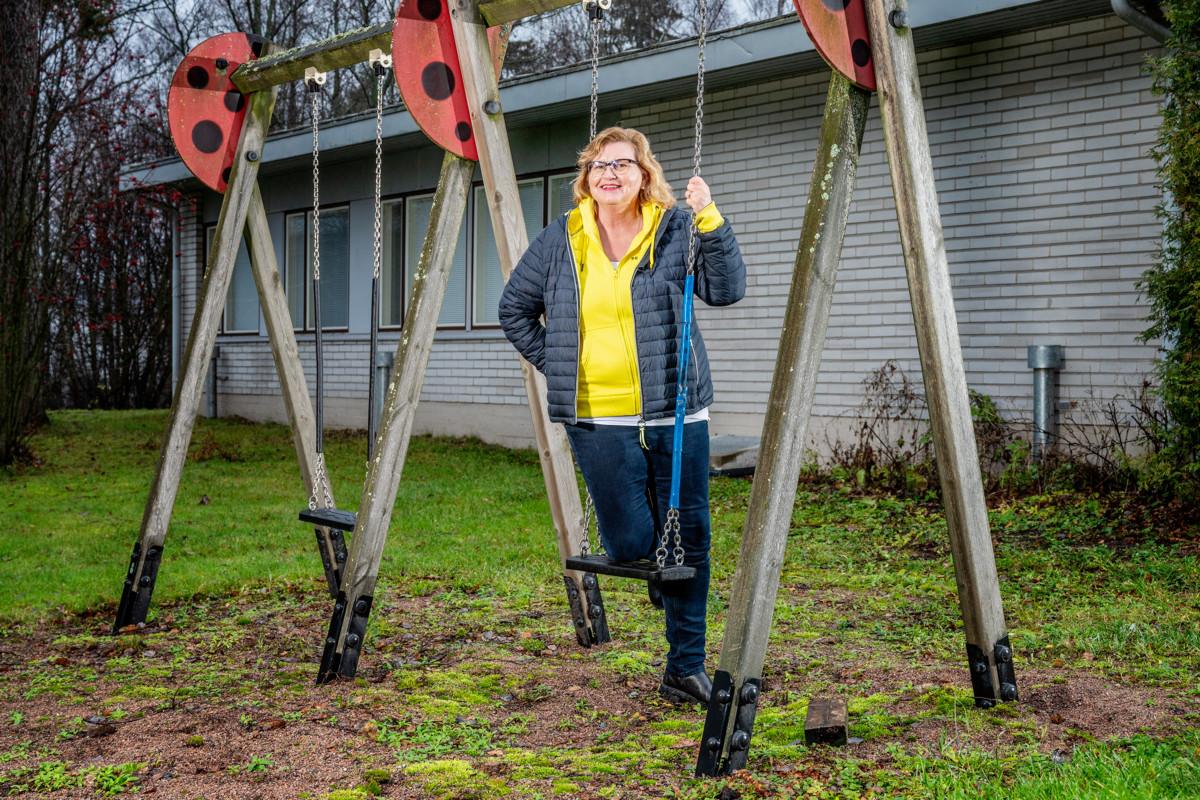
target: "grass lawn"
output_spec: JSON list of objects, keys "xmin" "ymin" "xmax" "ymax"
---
[{"xmin": 0, "ymin": 409, "xmax": 1197, "ymax": 799}]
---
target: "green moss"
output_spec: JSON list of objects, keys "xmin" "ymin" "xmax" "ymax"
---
[{"xmin": 405, "ymin": 759, "xmax": 510, "ymax": 798}]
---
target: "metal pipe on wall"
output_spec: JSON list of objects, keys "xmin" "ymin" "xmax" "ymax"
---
[
  {"xmin": 372, "ymin": 349, "xmax": 394, "ymax": 442},
  {"xmin": 1028, "ymin": 345, "xmax": 1064, "ymax": 462}
]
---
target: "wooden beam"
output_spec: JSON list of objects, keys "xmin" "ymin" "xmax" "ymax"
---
[
  {"xmin": 231, "ymin": 22, "xmax": 392, "ymax": 94},
  {"xmin": 115, "ymin": 86, "xmax": 278, "ymax": 629},
  {"xmin": 478, "ymin": 0, "xmax": 576, "ymax": 26},
  {"xmin": 696, "ymin": 72, "xmax": 869, "ymax": 777},
  {"xmin": 325, "ymin": 150, "xmax": 475, "ymax": 678},
  {"xmin": 450, "ymin": 1, "xmax": 602, "ymax": 636},
  {"xmin": 804, "ymin": 697, "xmax": 849, "ymax": 746},
  {"xmin": 864, "ymin": 0, "xmax": 1013, "ymax": 704}
]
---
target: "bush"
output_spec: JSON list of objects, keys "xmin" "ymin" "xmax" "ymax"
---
[{"xmin": 1143, "ymin": 0, "xmax": 1200, "ymax": 501}]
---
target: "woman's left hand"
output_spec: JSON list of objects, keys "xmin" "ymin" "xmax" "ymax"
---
[{"xmin": 685, "ymin": 176, "xmax": 712, "ymax": 213}]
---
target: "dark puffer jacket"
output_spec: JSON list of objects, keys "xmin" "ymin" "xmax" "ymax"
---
[{"xmin": 498, "ymin": 205, "xmax": 747, "ymax": 424}]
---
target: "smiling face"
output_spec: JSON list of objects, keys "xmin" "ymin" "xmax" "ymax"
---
[{"xmin": 587, "ymin": 141, "xmax": 645, "ymax": 213}]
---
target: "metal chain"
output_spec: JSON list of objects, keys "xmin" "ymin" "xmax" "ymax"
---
[
  {"xmin": 310, "ymin": 91, "xmax": 322, "ymax": 283},
  {"xmin": 684, "ymin": 0, "xmax": 708, "ymax": 276},
  {"xmin": 588, "ymin": 3, "xmax": 601, "ymax": 139},
  {"xmin": 657, "ymin": 509, "xmax": 677, "ymax": 568},
  {"xmin": 306, "ymin": 72, "xmax": 329, "ymax": 513},
  {"xmin": 310, "ymin": 452, "xmax": 334, "ymax": 511},
  {"xmin": 372, "ymin": 70, "xmax": 385, "ymax": 281},
  {"xmin": 580, "ymin": 492, "xmax": 594, "ymax": 556}
]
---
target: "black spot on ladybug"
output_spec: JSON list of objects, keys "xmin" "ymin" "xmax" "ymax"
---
[
  {"xmin": 851, "ymin": 38, "xmax": 871, "ymax": 67},
  {"xmin": 821, "ymin": 0, "xmax": 851, "ymax": 9},
  {"xmin": 421, "ymin": 62, "xmax": 455, "ymax": 101},
  {"xmin": 221, "ymin": 166, "xmax": 232, "ymax": 185},
  {"xmin": 224, "ymin": 91, "xmax": 245, "ymax": 113},
  {"xmin": 418, "ymin": 0, "xmax": 441, "ymax": 20},
  {"xmin": 454, "ymin": 121, "xmax": 472, "ymax": 142},
  {"xmin": 187, "ymin": 65, "xmax": 209, "ymax": 89},
  {"xmin": 192, "ymin": 120, "xmax": 223, "ymax": 154},
  {"xmin": 215, "ymin": 57, "xmax": 229, "ymax": 73}
]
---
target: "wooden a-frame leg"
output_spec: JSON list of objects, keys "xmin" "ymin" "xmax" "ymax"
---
[
  {"xmin": 244, "ymin": 186, "xmax": 345, "ymax": 595},
  {"xmin": 316, "ymin": 152, "xmax": 477, "ymax": 682},
  {"xmin": 865, "ymin": 0, "xmax": 1016, "ymax": 708},
  {"xmin": 114, "ymin": 88, "xmax": 278, "ymax": 632},
  {"xmin": 451, "ymin": 2, "xmax": 608, "ymax": 647},
  {"xmin": 695, "ymin": 73, "xmax": 871, "ymax": 777}
]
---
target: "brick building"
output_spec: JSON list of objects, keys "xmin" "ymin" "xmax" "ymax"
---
[{"xmin": 126, "ymin": 0, "xmax": 1166, "ymax": 451}]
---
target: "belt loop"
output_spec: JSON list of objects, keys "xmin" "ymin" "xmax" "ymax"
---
[{"xmin": 638, "ymin": 419, "xmax": 648, "ymax": 450}]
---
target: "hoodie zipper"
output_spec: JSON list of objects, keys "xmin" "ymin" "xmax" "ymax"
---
[
  {"xmin": 632, "ymin": 207, "xmax": 678, "ymax": 424},
  {"xmin": 566, "ymin": 219, "xmax": 582, "ymax": 426}
]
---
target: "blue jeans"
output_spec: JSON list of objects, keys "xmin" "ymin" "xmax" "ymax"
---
[{"xmin": 565, "ymin": 420, "xmax": 711, "ymax": 677}]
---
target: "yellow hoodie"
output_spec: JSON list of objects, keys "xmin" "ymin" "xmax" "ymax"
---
[{"xmin": 568, "ymin": 197, "xmax": 724, "ymax": 418}]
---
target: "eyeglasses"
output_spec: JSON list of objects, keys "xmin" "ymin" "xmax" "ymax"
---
[{"xmin": 587, "ymin": 158, "xmax": 637, "ymax": 175}]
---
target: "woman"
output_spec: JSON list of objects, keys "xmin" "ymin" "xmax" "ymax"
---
[{"xmin": 499, "ymin": 127, "xmax": 746, "ymax": 705}]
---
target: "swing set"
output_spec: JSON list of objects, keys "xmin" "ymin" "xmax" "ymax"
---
[{"xmin": 115, "ymin": 0, "xmax": 1020, "ymax": 774}]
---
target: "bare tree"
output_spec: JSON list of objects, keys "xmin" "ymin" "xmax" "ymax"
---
[
  {"xmin": 504, "ymin": 0, "xmax": 749, "ymax": 77},
  {"xmin": 0, "ymin": 0, "xmax": 163, "ymax": 463}
]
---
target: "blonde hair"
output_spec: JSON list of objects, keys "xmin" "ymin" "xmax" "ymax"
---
[{"xmin": 573, "ymin": 127, "xmax": 676, "ymax": 209}]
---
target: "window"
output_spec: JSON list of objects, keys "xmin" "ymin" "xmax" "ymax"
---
[
  {"xmin": 405, "ymin": 192, "xmax": 468, "ymax": 327},
  {"xmin": 548, "ymin": 172, "xmax": 577, "ymax": 221},
  {"xmin": 207, "ymin": 226, "xmax": 259, "ymax": 333},
  {"xmin": 284, "ymin": 207, "xmax": 350, "ymax": 330},
  {"xmin": 380, "ymin": 199, "xmax": 404, "ymax": 328},
  {"xmin": 472, "ymin": 180, "xmax": 544, "ymax": 326}
]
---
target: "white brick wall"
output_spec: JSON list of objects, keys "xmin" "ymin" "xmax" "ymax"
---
[
  {"xmin": 194, "ymin": 14, "xmax": 1164, "ymax": 443},
  {"xmin": 622, "ymin": 14, "xmax": 1162, "ymax": 435}
]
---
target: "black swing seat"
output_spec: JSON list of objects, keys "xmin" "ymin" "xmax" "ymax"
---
[
  {"xmin": 565, "ymin": 554, "xmax": 695, "ymax": 583},
  {"xmin": 299, "ymin": 507, "xmax": 357, "ymax": 532}
]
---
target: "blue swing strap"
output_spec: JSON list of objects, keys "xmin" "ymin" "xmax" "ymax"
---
[
  {"xmin": 656, "ymin": 0, "xmax": 707, "ymax": 571},
  {"xmin": 655, "ymin": 272, "xmax": 696, "ymax": 570}
]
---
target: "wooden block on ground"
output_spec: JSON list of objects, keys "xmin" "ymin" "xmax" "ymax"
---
[{"xmin": 805, "ymin": 696, "xmax": 848, "ymax": 746}]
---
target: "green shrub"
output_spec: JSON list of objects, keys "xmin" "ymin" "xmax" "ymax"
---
[{"xmin": 1144, "ymin": 0, "xmax": 1200, "ymax": 501}]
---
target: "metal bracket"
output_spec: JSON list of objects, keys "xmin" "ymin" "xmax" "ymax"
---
[
  {"xmin": 113, "ymin": 543, "xmax": 164, "ymax": 632},
  {"xmin": 581, "ymin": 572, "xmax": 610, "ymax": 645},
  {"xmin": 994, "ymin": 635, "xmax": 1019, "ymax": 702},
  {"xmin": 314, "ymin": 528, "xmax": 348, "ymax": 597},
  {"xmin": 967, "ymin": 636, "xmax": 1019, "ymax": 708},
  {"xmin": 725, "ymin": 677, "xmax": 761, "ymax": 773},
  {"xmin": 316, "ymin": 591, "xmax": 347, "ymax": 684},
  {"xmin": 563, "ymin": 575, "xmax": 591, "ymax": 647},
  {"xmin": 967, "ymin": 642, "xmax": 996, "ymax": 708},
  {"xmin": 695, "ymin": 672, "xmax": 761, "ymax": 776},
  {"xmin": 337, "ymin": 594, "xmax": 374, "ymax": 678},
  {"xmin": 583, "ymin": 0, "xmax": 611, "ymax": 20},
  {"xmin": 368, "ymin": 47, "xmax": 392, "ymax": 76},
  {"xmin": 305, "ymin": 66, "xmax": 327, "ymax": 92},
  {"xmin": 696, "ymin": 670, "xmax": 735, "ymax": 776}
]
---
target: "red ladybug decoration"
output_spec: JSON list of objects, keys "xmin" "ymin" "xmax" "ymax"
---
[
  {"xmin": 392, "ymin": 0, "xmax": 504, "ymax": 161},
  {"xmin": 168, "ymin": 33, "xmax": 265, "ymax": 193},
  {"xmin": 792, "ymin": 0, "xmax": 876, "ymax": 92}
]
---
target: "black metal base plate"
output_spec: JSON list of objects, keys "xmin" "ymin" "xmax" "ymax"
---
[
  {"xmin": 564, "ymin": 554, "xmax": 695, "ymax": 582},
  {"xmin": 113, "ymin": 542, "xmax": 163, "ymax": 632}
]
